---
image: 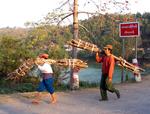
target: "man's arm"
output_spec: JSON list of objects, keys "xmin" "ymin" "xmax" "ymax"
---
[
  {"xmin": 108, "ymin": 55, "xmax": 115, "ymax": 81},
  {"xmin": 96, "ymin": 52, "xmax": 103, "ymax": 63}
]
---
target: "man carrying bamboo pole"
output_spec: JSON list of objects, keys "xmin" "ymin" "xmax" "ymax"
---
[
  {"xmin": 96, "ymin": 45, "xmax": 120, "ymax": 101},
  {"xmin": 32, "ymin": 54, "xmax": 57, "ymax": 104}
]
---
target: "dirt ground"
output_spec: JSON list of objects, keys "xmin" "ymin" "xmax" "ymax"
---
[{"xmin": 0, "ymin": 75, "xmax": 150, "ymax": 114}]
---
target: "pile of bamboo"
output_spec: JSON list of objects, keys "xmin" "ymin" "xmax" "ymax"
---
[
  {"xmin": 7, "ymin": 58, "xmax": 57, "ymax": 80},
  {"xmin": 35, "ymin": 58, "xmax": 88, "ymax": 68},
  {"xmin": 7, "ymin": 58, "xmax": 88, "ymax": 81},
  {"xmin": 67, "ymin": 39, "xmax": 99, "ymax": 52},
  {"xmin": 7, "ymin": 59, "xmax": 35, "ymax": 80},
  {"xmin": 55, "ymin": 58, "xmax": 88, "ymax": 68},
  {"xmin": 113, "ymin": 56, "xmax": 145, "ymax": 74},
  {"xmin": 68, "ymin": 39, "xmax": 145, "ymax": 74},
  {"xmin": 35, "ymin": 58, "xmax": 56, "ymax": 65}
]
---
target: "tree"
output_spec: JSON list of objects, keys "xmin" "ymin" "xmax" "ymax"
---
[{"xmin": 0, "ymin": 35, "xmax": 35, "ymax": 77}]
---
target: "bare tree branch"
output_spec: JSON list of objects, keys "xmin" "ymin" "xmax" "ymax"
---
[
  {"xmin": 57, "ymin": 11, "xmax": 103, "ymax": 25},
  {"xmin": 27, "ymin": 0, "xmax": 132, "ymax": 27}
]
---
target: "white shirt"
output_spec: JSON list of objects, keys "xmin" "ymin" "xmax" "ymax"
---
[{"xmin": 38, "ymin": 63, "xmax": 53, "ymax": 73}]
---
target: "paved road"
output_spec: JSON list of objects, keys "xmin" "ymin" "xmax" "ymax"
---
[{"xmin": 0, "ymin": 76, "xmax": 150, "ymax": 114}]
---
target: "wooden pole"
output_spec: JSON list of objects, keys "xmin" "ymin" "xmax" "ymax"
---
[
  {"xmin": 70, "ymin": 0, "xmax": 79, "ymax": 90},
  {"xmin": 135, "ymin": 37, "xmax": 138, "ymax": 59},
  {"xmin": 121, "ymin": 38, "xmax": 125, "ymax": 83}
]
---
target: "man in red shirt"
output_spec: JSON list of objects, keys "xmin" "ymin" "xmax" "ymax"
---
[{"xmin": 96, "ymin": 45, "xmax": 120, "ymax": 101}]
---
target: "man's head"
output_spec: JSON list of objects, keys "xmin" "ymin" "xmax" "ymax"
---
[
  {"xmin": 39, "ymin": 53, "xmax": 49, "ymax": 59},
  {"xmin": 103, "ymin": 44, "xmax": 113, "ymax": 50},
  {"xmin": 103, "ymin": 44, "xmax": 113, "ymax": 55}
]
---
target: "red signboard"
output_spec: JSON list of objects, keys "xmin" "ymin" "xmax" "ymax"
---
[{"xmin": 119, "ymin": 22, "xmax": 140, "ymax": 37}]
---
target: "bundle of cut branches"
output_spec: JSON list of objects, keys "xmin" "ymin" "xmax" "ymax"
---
[
  {"xmin": 35, "ymin": 58, "xmax": 88, "ymax": 68},
  {"xmin": 68, "ymin": 39, "xmax": 145, "ymax": 74},
  {"xmin": 67, "ymin": 39, "xmax": 99, "ymax": 52},
  {"xmin": 6, "ymin": 59, "xmax": 35, "ymax": 80},
  {"xmin": 6, "ymin": 58, "xmax": 87, "ymax": 81},
  {"xmin": 35, "ymin": 58, "xmax": 56, "ymax": 65},
  {"xmin": 6, "ymin": 58, "xmax": 56, "ymax": 81},
  {"xmin": 56, "ymin": 58, "xmax": 88, "ymax": 68},
  {"xmin": 113, "ymin": 56, "xmax": 145, "ymax": 74}
]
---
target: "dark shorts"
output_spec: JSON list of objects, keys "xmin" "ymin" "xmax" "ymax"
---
[{"xmin": 37, "ymin": 77, "xmax": 54, "ymax": 94}]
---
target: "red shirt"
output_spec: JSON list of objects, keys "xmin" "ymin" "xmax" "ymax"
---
[{"xmin": 96, "ymin": 53, "xmax": 115, "ymax": 80}]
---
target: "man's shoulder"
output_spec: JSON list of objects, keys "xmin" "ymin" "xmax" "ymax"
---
[
  {"xmin": 110, "ymin": 54, "xmax": 115, "ymax": 59},
  {"xmin": 44, "ymin": 63, "xmax": 51, "ymax": 66}
]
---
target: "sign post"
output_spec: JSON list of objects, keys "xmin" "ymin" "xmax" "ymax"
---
[
  {"xmin": 121, "ymin": 38, "xmax": 125, "ymax": 83},
  {"xmin": 119, "ymin": 22, "xmax": 140, "ymax": 82}
]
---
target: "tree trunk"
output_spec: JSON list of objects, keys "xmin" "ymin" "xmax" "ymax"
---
[{"xmin": 70, "ymin": 0, "xmax": 79, "ymax": 90}]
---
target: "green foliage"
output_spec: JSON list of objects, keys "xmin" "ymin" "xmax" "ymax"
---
[
  {"xmin": 79, "ymin": 13, "xmax": 144, "ymax": 59},
  {"xmin": 79, "ymin": 81, "xmax": 99, "ymax": 88},
  {"xmin": 141, "ymin": 12, "xmax": 150, "ymax": 36},
  {"xmin": 14, "ymin": 83, "xmax": 37, "ymax": 92},
  {"xmin": 0, "ymin": 77, "xmax": 38, "ymax": 94},
  {"xmin": 24, "ymin": 26, "xmax": 70, "ymax": 59},
  {"xmin": 55, "ymin": 84, "xmax": 69, "ymax": 92},
  {"xmin": 22, "ymin": 77, "xmax": 40, "ymax": 84},
  {"xmin": 0, "ymin": 35, "xmax": 35, "ymax": 76}
]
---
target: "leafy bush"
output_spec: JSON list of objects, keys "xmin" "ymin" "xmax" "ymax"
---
[{"xmin": 0, "ymin": 35, "xmax": 35, "ymax": 76}]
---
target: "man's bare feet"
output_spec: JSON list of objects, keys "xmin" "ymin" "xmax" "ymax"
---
[{"xmin": 51, "ymin": 99, "xmax": 57, "ymax": 104}]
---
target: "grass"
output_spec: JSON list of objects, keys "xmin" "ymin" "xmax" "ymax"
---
[
  {"xmin": 79, "ymin": 81, "xmax": 99, "ymax": 88},
  {"xmin": 0, "ymin": 77, "xmax": 38, "ymax": 94},
  {"xmin": 0, "ymin": 82, "xmax": 37, "ymax": 94}
]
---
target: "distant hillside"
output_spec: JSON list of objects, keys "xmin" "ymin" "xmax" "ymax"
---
[{"xmin": 0, "ymin": 27, "xmax": 29, "ymax": 38}]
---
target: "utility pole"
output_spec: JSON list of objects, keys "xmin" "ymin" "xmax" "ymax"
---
[{"xmin": 70, "ymin": 0, "xmax": 79, "ymax": 90}]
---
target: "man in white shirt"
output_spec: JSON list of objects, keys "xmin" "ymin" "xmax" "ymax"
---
[{"xmin": 32, "ymin": 53, "xmax": 57, "ymax": 104}]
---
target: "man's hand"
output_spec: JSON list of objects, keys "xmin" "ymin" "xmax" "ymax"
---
[
  {"xmin": 35, "ymin": 58, "xmax": 45, "ymax": 65},
  {"xmin": 96, "ymin": 52, "xmax": 99, "ymax": 56},
  {"xmin": 95, "ymin": 48, "xmax": 100, "ymax": 53}
]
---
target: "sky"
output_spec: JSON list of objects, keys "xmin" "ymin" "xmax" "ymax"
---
[{"xmin": 0, "ymin": 0, "xmax": 149, "ymax": 28}]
